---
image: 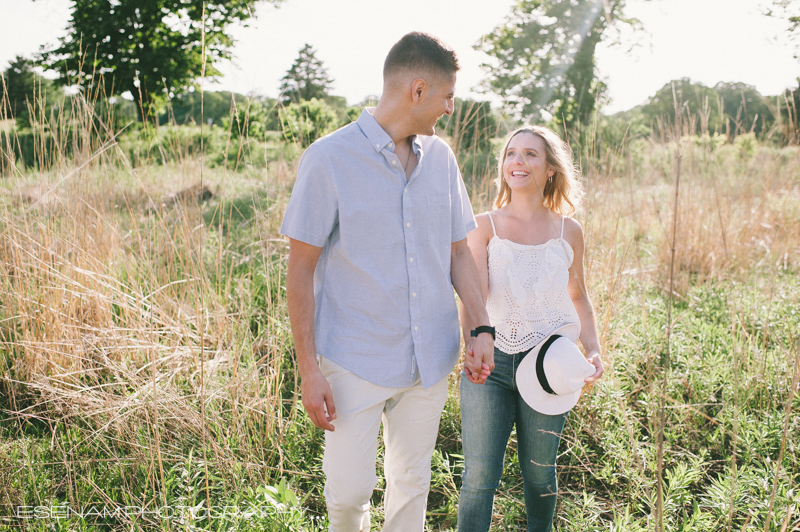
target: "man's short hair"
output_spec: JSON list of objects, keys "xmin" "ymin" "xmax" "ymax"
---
[{"xmin": 383, "ymin": 32, "xmax": 460, "ymax": 79}]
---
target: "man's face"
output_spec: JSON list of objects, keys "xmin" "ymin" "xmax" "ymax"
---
[{"xmin": 415, "ymin": 72, "xmax": 456, "ymax": 136}]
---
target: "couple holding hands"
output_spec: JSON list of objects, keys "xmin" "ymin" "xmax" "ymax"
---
[{"xmin": 282, "ymin": 32, "xmax": 604, "ymax": 532}]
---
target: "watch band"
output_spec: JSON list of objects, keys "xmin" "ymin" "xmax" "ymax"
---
[{"xmin": 470, "ymin": 326, "xmax": 496, "ymax": 340}]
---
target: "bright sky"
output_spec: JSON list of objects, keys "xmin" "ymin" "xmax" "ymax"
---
[{"xmin": 1, "ymin": 0, "xmax": 797, "ymax": 114}]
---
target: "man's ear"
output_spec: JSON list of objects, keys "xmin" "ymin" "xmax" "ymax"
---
[{"xmin": 410, "ymin": 78, "xmax": 427, "ymax": 103}]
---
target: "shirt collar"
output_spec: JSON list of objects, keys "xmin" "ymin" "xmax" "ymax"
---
[{"xmin": 357, "ymin": 107, "xmax": 422, "ymax": 155}]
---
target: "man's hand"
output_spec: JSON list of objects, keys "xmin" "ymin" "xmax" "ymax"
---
[
  {"xmin": 286, "ymin": 238, "xmax": 336, "ymax": 430},
  {"xmin": 584, "ymin": 351, "xmax": 605, "ymax": 384},
  {"xmin": 300, "ymin": 365, "xmax": 337, "ymax": 431},
  {"xmin": 464, "ymin": 333, "xmax": 494, "ymax": 384}
]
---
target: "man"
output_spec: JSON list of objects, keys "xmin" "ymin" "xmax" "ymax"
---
[{"xmin": 281, "ymin": 32, "xmax": 494, "ymax": 532}]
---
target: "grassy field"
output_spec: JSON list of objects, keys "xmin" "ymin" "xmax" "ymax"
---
[{"xmin": 1, "ymin": 113, "xmax": 799, "ymax": 531}]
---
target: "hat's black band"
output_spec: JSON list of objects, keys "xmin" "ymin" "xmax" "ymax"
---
[{"xmin": 536, "ymin": 335, "xmax": 562, "ymax": 396}]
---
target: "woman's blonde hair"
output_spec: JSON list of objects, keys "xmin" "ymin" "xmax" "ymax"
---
[{"xmin": 494, "ymin": 125, "xmax": 584, "ymax": 215}]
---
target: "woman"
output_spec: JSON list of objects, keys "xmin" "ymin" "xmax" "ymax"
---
[{"xmin": 458, "ymin": 125, "xmax": 605, "ymax": 532}]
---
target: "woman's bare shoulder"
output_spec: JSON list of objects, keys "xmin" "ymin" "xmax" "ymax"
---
[
  {"xmin": 562, "ymin": 215, "xmax": 583, "ymax": 233},
  {"xmin": 562, "ymin": 216, "xmax": 585, "ymax": 248},
  {"xmin": 470, "ymin": 212, "xmax": 497, "ymax": 241}
]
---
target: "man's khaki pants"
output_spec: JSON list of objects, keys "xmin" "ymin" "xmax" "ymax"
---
[{"xmin": 319, "ymin": 356, "xmax": 450, "ymax": 532}]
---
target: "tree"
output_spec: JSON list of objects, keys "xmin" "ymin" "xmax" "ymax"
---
[
  {"xmin": 713, "ymin": 82, "xmax": 772, "ymax": 137},
  {"xmin": 167, "ymin": 90, "xmax": 248, "ymax": 126},
  {"xmin": 640, "ymin": 79, "xmax": 773, "ymax": 138},
  {"xmin": 477, "ymin": 0, "xmax": 640, "ymax": 130},
  {"xmin": 771, "ymin": 81, "xmax": 800, "ymax": 145},
  {"xmin": 278, "ymin": 44, "xmax": 333, "ymax": 105},
  {"xmin": 40, "ymin": 0, "xmax": 283, "ymax": 124},
  {"xmin": 640, "ymin": 78, "xmax": 720, "ymax": 135},
  {"xmin": 1, "ymin": 56, "xmax": 61, "ymax": 128},
  {"xmin": 766, "ymin": 0, "xmax": 800, "ymax": 58}
]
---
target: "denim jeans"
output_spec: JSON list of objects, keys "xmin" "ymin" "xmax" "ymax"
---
[{"xmin": 458, "ymin": 347, "xmax": 568, "ymax": 532}]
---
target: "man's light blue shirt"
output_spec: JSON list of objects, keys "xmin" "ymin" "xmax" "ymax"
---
[{"xmin": 280, "ymin": 108, "xmax": 477, "ymax": 388}]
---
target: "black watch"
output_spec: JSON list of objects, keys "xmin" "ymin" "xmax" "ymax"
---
[{"xmin": 470, "ymin": 326, "xmax": 496, "ymax": 340}]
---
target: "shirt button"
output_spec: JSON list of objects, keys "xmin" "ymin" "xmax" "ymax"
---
[
  {"xmin": 388, "ymin": 142, "xmax": 393, "ymax": 147},
  {"xmin": 376, "ymin": 143, "xmax": 380, "ymax": 149},
  {"xmin": 392, "ymin": 160, "xmax": 397, "ymax": 166},
  {"xmin": 406, "ymin": 223, "xmax": 411, "ymax": 228},
  {"xmin": 414, "ymin": 326, "xmax": 419, "ymax": 331},
  {"xmin": 412, "ymin": 292, "xmax": 417, "ymax": 297},
  {"xmin": 403, "ymin": 189, "xmax": 407, "ymax": 194},
  {"xmin": 409, "ymin": 257, "xmax": 414, "ymax": 262}
]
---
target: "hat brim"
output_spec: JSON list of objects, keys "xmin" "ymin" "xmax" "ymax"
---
[{"xmin": 516, "ymin": 324, "xmax": 591, "ymax": 416}]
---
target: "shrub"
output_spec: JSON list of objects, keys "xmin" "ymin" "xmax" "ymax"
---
[
  {"xmin": 279, "ymin": 98, "xmax": 339, "ymax": 147},
  {"xmin": 223, "ymin": 99, "xmax": 268, "ymax": 140},
  {"xmin": 734, "ymin": 132, "xmax": 757, "ymax": 160}
]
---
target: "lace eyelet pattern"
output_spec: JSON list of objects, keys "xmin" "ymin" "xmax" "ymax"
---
[{"xmin": 485, "ymin": 214, "xmax": 581, "ymax": 353}]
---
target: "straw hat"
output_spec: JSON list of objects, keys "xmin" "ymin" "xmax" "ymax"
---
[{"xmin": 516, "ymin": 324, "xmax": 596, "ymax": 415}]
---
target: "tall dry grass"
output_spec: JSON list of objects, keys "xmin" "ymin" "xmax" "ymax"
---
[{"xmin": 1, "ymin": 89, "xmax": 301, "ymax": 500}]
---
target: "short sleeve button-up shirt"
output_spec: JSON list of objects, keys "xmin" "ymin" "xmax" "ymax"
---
[{"xmin": 280, "ymin": 108, "xmax": 477, "ymax": 388}]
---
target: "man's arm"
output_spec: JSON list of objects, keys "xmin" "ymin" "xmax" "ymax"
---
[
  {"xmin": 451, "ymin": 237, "xmax": 494, "ymax": 382},
  {"xmin": 286, "ymin": 238, "xmax": 336, "ymax": 431}
]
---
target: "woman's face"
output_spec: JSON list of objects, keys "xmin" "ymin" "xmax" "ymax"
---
[{"xmin": 502, "ymin": 132, "xmax": 553, "ymax": 193}]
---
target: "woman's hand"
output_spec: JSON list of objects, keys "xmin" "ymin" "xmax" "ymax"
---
[
  {"xmin": 584, "ymin": 351, "xmax": 604, "ymax": 384},
  {"xmin": 464, "ymin": 340, "xmax": 493, "ymax": 384}
]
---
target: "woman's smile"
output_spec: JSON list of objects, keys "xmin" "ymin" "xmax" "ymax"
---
[{"xmin": 502, "ymin": 132, "xmax": 551, "ymax": 193}]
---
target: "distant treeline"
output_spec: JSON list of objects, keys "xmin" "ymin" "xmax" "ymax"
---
[
  {"xmin": 608, "ymin": 78, "xmax": 799, "ymax": 142},
  {"xmin": 3, "ymin": 52, "xmax": 799, "ymax": 174}
]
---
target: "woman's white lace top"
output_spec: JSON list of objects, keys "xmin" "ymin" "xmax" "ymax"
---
[{"xmin": 485, "ymin": 213, "xmax": 581, "ymax": 353}]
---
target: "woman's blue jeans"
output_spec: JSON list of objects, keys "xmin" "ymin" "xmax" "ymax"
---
[{"xmin": 458, "ymin": 347, "xmax": 568, "ymax": 532}]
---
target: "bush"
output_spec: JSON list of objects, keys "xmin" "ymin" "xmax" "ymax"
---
[
  {"xmin": 223, "ymin": 99, "xmax": 268, "ymax": 140},
  {"xmin": 279, "ymin": 98, "xmax": 339, "ymax": 147},
  {"xmin": 734, "ymin": 132, "xmax": 757, "ymax": 160}
]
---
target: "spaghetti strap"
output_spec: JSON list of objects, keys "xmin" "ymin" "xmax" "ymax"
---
[
  {"xmin": 488, "ymin": 213, "xmax": 497, "ymax": 237},
  {"xmin": 560, "ymin": 216, "xmax": 565, "ymax": 239}
]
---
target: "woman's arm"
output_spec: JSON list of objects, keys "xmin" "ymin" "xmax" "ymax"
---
[
  {"xmin": 459, "ymin": 213, "xmax": 494, "ymax": 384},
  {"xmin": 564, "ymin": 218, "xmax": 605, "ymax": 384}
]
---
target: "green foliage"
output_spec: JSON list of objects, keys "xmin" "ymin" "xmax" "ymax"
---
[
  {"xmin": 345, "ymin": 105, "xmax": 362, "ymax": 123},
  {"xmin": 715, "ymin": 81, "xmax": 773, "ymax": 136},
  {"xmin": 39, "ymin": 0, "xmax": 282, "ymax": 123},
  {"xmin": 596, "ymin": 106, "xmax": 650, "ymax": 147},
  {"xmin": 641, "ymin": 78, "xmax": 719, "ymax": 135},
  {"xmin": 278, "ymin": 44, "xmax": 334, "ymax": 105},
  {"xmin": 772, "ymin": 81, "xmax": 800, "ymax": 146},
  {"xmin": 279, "ymin": 98, "xmax": 339, "ymax": 147},
  {"xmin": 323, "ymin": 95, "xmax": 349, "ymax": 125},
  {"xmin": 766, "ymin": 0, "xmax": 800, "ymax": 55},
  {"xmin": 1, "ymin": 56, "xmax": 62, "ymax": 129},
  {"xmin": 440, "ymin": 98, "xmax": 501, "ymax": 153},
  {"xmin": 223, "ymin": 98, "xmax": 269, "ymax": 140},
  {"xmin": 343, "ymin": 96, "xmax": 378, "ymax": 124},
  {"xmin": 165, "ymin": 90, "xmax": 263, "ymax": 127},
  {"xmin": 95, "ymin": 96, "xmax": 139, "ymax": 131},
  {"xmin": 734, "ymin": 132, "xmax": 757, "ymax": 160},
  {"xmin": 477, "ymin": 0, "xmax": 639, "ymax": 129},
  {"xmin": 640, "ymin": 78, "xmax": 774, "ymax": 139}
]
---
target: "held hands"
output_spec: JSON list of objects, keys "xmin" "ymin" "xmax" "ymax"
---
[
  {"xmin": 464, "ymin": 333, "xmax": 495, "ymax": 384},
  {"xmin": 584, "ymin": 350, "xmax": 605, "ymax": 384},
  {"xmin": 300, "ymin": 366, "xmax": 337, "ymax": 431}
]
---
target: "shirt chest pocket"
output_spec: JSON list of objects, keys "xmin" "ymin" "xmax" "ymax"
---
[{"xmin": 427, "ymin": 194, "xmax": 451, "ymax": 243}]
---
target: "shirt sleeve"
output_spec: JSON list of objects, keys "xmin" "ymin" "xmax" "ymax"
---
[
  {"xmin": 450, "ymin": 151, "xmax": 477, "ymax": 242},
  {"xmin": 280, "ymin": 143, "xmax": 338, "ymax": 247}
]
